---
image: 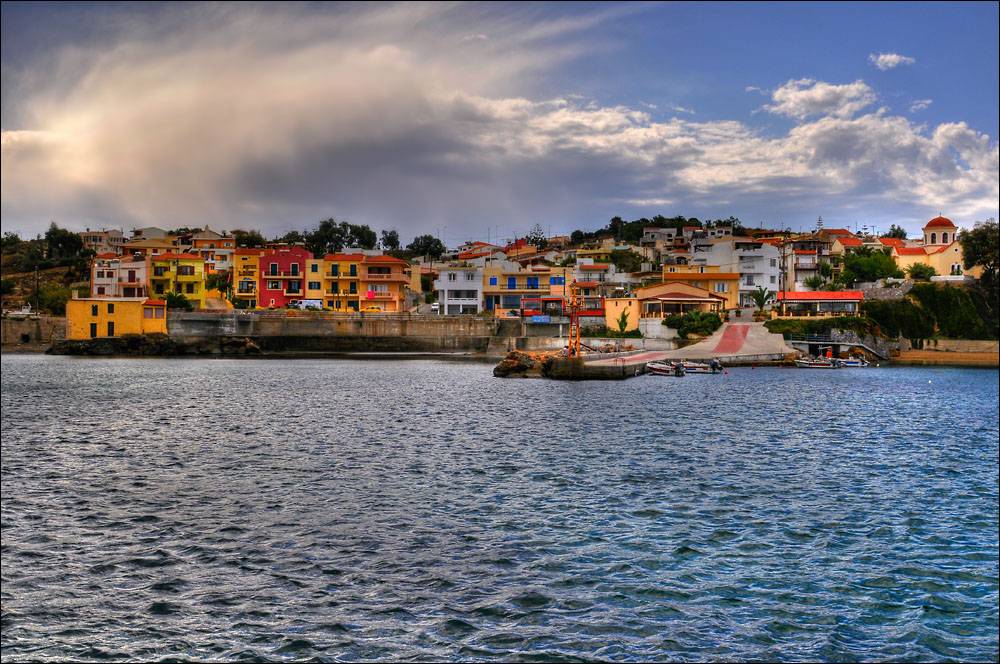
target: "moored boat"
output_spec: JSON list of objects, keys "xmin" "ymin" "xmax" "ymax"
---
[
  {"xmin": 647, "ymin": 360, "xmax": 685, "ymax": 376},
  {"xmin": 794, "ymin": 357, "xmax": 838, "ymax": 369},
  {"xmin": 682, "ymin": 359, "xmax": 724, "ymax": 374}
]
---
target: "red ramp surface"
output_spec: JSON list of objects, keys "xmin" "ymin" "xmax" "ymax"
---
[{"xmin": 712, "ymin": 324, "xmax": 749, "ymax": 354}]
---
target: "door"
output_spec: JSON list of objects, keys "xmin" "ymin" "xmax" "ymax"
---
[
  {"xmin": 107, "ymin": 321, "xmax": 115, "ymax": 337},
  {"xmin": 89, "ymin": 323, "xmax": 98, "ymax": 338}
]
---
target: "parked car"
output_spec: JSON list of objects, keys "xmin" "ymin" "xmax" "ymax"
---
[
  {"xmin": 430, "ymin": 302, "xmax": 440, "ymax": 313},
  {"xmin": 361, "ymin": 306, "xmax": 382, "ymax": 312}
]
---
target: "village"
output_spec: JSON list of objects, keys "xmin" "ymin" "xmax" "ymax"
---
[{"xmin": 1, "ymin": 213, "xmax": 995, "ymax": 372}]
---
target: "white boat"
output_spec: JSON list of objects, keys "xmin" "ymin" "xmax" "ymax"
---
[
  {"xmin": 682, "ymin": 360, "xmax": 724, "ymax": 374},
  {"xmin": 840, "ymin": 356, "xmax": 869, "ymax": 368},
  {"xmin": 794, "ymin": 358, "xmax": 839, "ymax": 369},
  {"xmin": 647, "ymin": 361, "xmax": 685, "ymax": 376}
]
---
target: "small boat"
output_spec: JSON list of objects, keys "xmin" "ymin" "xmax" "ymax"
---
[
  {"xmin": 840, "ymin": 356, "xmax": 869, "ymax": 368},
  {"xmin": 647, "ymin": 360, "xmax": 685, "ymax": 376},
  {"xmin": 682, "ymin": 360, "xmax": 724, "ymax": 374},
  {"xmin": 794, "ymin": 357, "xmax": 839, "ymax": 369}
]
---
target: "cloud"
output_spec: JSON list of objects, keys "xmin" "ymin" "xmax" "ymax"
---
[
  {"xmin": 869, "ymin": 52, "xmax": 916, "ymax": 70},
  {"xmin": 667, "ymin": 104, "xmax": 695, "ymax": 115},
  {"xmin": 1, "ymin": 4, "xmax": 996, "ymax": 241},
  {"xmin": 909, "ymin": 98, "xmax": 933, "ymax": 113},
  {"xmin": 763, "ymin": 78, "xmax": 876, "ymax": 120}
]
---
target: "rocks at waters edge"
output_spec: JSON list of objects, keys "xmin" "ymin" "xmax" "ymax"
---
[
  {"xmin": 47, "ymin": 334, "xmax": 261, "ymax": 356},
  {"xmin": 493, "ymin": 350, "xmax": 558, "ymax": 378}
]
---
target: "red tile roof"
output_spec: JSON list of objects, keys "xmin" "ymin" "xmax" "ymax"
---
[
  {"xmin": 155, "ymin": 253, "xmax": 203, "ymax": 260},
  {"xmin": 324, "ymin": 253, "xmax": 365, "ymax": 261},
  {"xmin": 362, "ymin": 254, "xmax": 409, "ymax": 265},
  {"xmin": 573, "ymin": 280, "xmax": 600, "ymax": 288},
  {"xmin": 924, "ymin": 215, "xmax": 956, "ymax": 229},
  {"xmin": 94, "ymin": 252, "xmax": 120, "ymax": 259},
  {"xmin": 579, "ymin": 264, "xmax": 611, "ymax": 270},
  {"xmin": 824, "ymin": 229, "xmax": 855, "ymax": 236},
  {"xmin": 457, "ymin": 250, "xmax": 492, "ymax": 260},
  {"xmin": 777, "ymin": 290, "xmax": 864, "ymax": 301},
  {"xmin": 894, "ymin": 247, "xmax": 929, "ymax": 256},
  {"xmin": 878, "ymin": 237, "xmax": 906, "ymax": 248},
  {"xmin": 794, "ymin": 249, "xmax": 817, "ymax": 255},
  {"xmin": 144, "ymin": 299, "xmax": 166, "ymax": 306},
  {"xmin": 837, "ymin": 237, "xmax": 863, "ymax": 247}
]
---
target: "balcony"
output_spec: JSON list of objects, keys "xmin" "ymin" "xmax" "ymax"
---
[
  {"xmin": 283, "ymin": 289, "xmax": 303, "ymax": 296},
  {"xmin": 263, "ymin": 271, "xmax": 302, "ymax": 278},
  {"xmin": 365, "ymin": 272, "xmax": 406, "ymax": 281},
  {"xmin": 365, "ymin": 291, "xmax": 396, "ymax": 300}
]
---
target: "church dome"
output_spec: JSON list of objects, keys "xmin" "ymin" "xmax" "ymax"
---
[{"xmin": 924, "ymin": 216, "xmax": 956, "ymax": 229}]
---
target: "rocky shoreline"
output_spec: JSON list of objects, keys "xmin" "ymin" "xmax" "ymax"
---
[{"xmin": 46, "ymin": 334, "xmax": 262, "ymax": 357}]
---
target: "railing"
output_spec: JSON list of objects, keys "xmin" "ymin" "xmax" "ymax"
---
[
  {"xmin": 365, "ymin": 292, "xmax": 396, "ymax": 299},
  {"xmin": 264, "ymin": 271, "xmax": 302, "ymax": 278},
  {"xmin": 365, "ymin": 273, "xmax": 402, "ymax": 281}
]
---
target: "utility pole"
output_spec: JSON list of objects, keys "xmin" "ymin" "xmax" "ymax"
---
[{"xmin": 34, "ymin": 267, "xmax": 39, "ymax": 314}]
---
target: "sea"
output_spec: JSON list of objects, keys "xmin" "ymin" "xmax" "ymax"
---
[{"xmin": 1, "ymin": 354, "xmax": 997, "ymax": 662}]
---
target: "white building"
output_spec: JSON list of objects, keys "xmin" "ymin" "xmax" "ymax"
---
[
  {"xmin": 434, "ymin": 265, "xmax": 483, "ymax": 314},
  {"xmin": 79, "ymin": 229, "xmax": 124, "ymax": 256},
  {"xmin": 690, "ymin": 237, "xmax": 781, "ymax": 307}
]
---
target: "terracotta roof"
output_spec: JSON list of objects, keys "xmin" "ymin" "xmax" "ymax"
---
[
  {"xmin": 777, "ymin": 290, "xmax": 864, "ymax": 301},
  {"xmin": 234, "ymin": 248, "xmax": 265, "ymax": 255},
  {"xmin": 155, "ymin": 253, "xmax": 203, "ymax": 260},
  {"xmin": 894, "ymin": 247, "xmax": 929, "ymax": 256},
  {"xmin": 837, "ymin": 237, "xmax": 863, "ymax": 247},
  {"xmin": 579, "ymin": 264, "xmax": 610, "ymax": 270},
  {"xmin": 324, "ymin": 253, "xmax": 365, "ymax": 261},
  {"xmin": 878, "ymin": 237, "xmax": 906, "ymax": 248},
  {"xmin": 824, "ymin": 228, "xmax": 855, "ymax": 236},
  {"xmin": 94, "ymin": 252, "xmax": 120, "ymax": 259},
  {"xmin": 924, "ymin": 216, "xmax": 956, "ymax": 229},
  {"xmin": 362, "ymin": 255, "xmax": 409, "ymax": 265},
  {"xmin": 144, "ymin": 299, "xmax": 166, "ymax": 306},
  {"xmin": 457, "ymin": 250, "xmax": 492, "ymax": 260}
]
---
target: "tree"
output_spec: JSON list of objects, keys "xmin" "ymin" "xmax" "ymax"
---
[
  {"xmin": 960, "ymin": 219, "xmax": 998, "ymax": 287},
  {"xmin": 749, "ymin": 286, "xmax": 773, "ymax": 312},
  {"xmin": 44, "ymin": 223, "xmax": 84, "ymax": 261},
  {"xmin": 165, "ymin": 292, "xmax": 194, "ymax": 310},
  {"xmin": 906, "ymin": 263, "xmax": 937, "ymax": 280},
  {"xmin": 380, "ymin": 229, "xmax": 401, "ymax": 252},
  {"xmin": 882, "ymin": 224, "xmax": 907, "ymax": 240},
  {"xmin": 232, "ymin": 229, "xmax": 266, "ymax": 247},
  {"xmin": 2, "ymin": 232, "xmax": 22, "ymax": 255},
  {"xmin": 407, "ymin": 234, "xmax": 445, "ymax": 260},
  {"xmin": 570, "ymin": 230, "xmax": 585, "ymax": 245},
  {"xmin": 526, "ymin": 223, "xmax": 548, "ymax": 249},
  {"xmin": 275, "ymin": 230, "xmax": 306, "ymax": 245},
  {"xmin": 305, "ymin": 219, "xmax": 377, "ymax": 256},
  {"xmin": 841, "ymin": 249, "xmax": 903, "ymax": 285},
  {"xmin": 206, "ymin": 272, "xmax": 230, "ymax": 293},
  {"xmin": 616, "ymin": 309, "xmax": 630, "ymax": 335},
  {"xmin": 804, "ymin": 275, "xmax": 826, "ymax": 290},
  {"xmin": 1, "ymin": 279, "xmax": 16, "ymax": 296},
  {"xmin": 609, "ymin": 249, "xmax": 643, "ymax": 273}
]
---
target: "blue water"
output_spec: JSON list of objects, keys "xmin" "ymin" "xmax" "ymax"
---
[{"xmin": 1, "ymin": 355, "xmax": 997, "ymax": 662}]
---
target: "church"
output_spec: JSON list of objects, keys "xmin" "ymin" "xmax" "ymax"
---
[{"xmin": 890, "ymin": 216, "xmax": 980, "ymax": 279}]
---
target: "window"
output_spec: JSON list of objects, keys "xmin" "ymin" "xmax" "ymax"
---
[
  {"xmin": 89, "ymin": 323, "xmax": 98, "ymax": 338},
  {"xmin": 349, "ymin": 265, "xmax": 357, "ymax": 276},
  {"xmin": 465, "ymin": 272, "xmax": 476, "ymax": 281},
  {"xmin": 91, "ymin": 304, "xmax": 98, "ymax": 316},
  {"xmin": 489, "ymin": 277, "xmax": 497, "ymax": 286},
  {"xmin": 311, "ymin": 263, "xmax": 318, "ymax": 273},
  {"xmin": 107, "ymin": 303, "xmax": 115, "ymax": 313},
  {"xmin": 770, "ymin": 275, "xmax": 776, "ymax": 284},
  {"xmin": 308, "ymin": 281, "xmax": 321, "ymax": 290},
  {"xmin": 770, "ymin": 259, "xmax": 777, "ymax": 268},
  {"xmin": 97, "ymin": 287, "xmax": 106, "ymax": 295},
  {"xmin": 550, "ymin": 276, "xmax": 565, "ymax": 285},
  {"xmin": 155, "ymin": 285, "xmax": 165, "ymax": 294},
  {"xmin": 331, "ymin": 265, "xmax": 339, "ymax": 276},
  {"xmin": 448, "ymin": 273, "xmax": 457, "ymax": 281},
  {"xmin": 743, "ymin": 275, "xmax": 755, "ymax": 286},
  {"xmin": 714, "ymin": 282, "xmax": 727, "ymax": 293},
  {"xmin": 144, "ymin": 307, "xmax": 153, "ymax": 319},
  {"xmin": 107, "ymin": 321, "xmax": 115, "ymax": 337},
  {"xmin": 290, "ymin": 264, "xmax": 300, "ymax": 276},
  {"xmin": 269, "ymin": 263, "xmax": 278, "ymax": 275},
  {"xmin": 268, "ymin": 280, "xmax": 281, "ymax": 289},
  {"xmin": 930, "ymin": 232, "xmax": 937, "ymax": 244},
  {"xmin": 177, "ymin": 265, "xmax": 194, "ymax": 276},
  {"xmin": 154, "ymin": 307, "xmax": 164, "ymax": 319},
  {"xmin": 186, "ymin": 283, "xmax": 194, "ymax": 294},
  {"xmin": 507, "ymin": 276, "xmax": 517, "ymax": 290},
  {"xmin": 941, "ymin": 232, "xmax": 948, "ymax": 244},
  {"xmin": 501, "ymin": 295, "xmax": 521, "ymax": 309},
  {"xmin": 527, "ymin": 277, "xmax": 539, "ymax": 289},
  {"xmin": 128, "ymin": 270, "xmax": 137, "ymax": 282}
]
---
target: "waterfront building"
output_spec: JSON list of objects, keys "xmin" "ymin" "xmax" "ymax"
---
[
  {"xmin": 149, "ymin": 253, "xmax": 207, "ymax": 308},
  {"xmin": 304, "ymin": 257, "xmax": 326, "ymax": 303},
  {"xmin": 322, "ymin": 253, "xmax": 365, "ymax": 311},
  {"xmin": 572, "ymin": 259, "xmax": 625, "ymax": 296},
  {"xmin": 775, "ymin": 290, "xmax": 864, "ymax": 317},
  {"xmin": 435, "ymin": 264, "xmax": 484, "ymax": 314},
  {"xmin": 482, "ymin": 263, "xmax": 573, "ymax": 317},
  {"xmin": 660, "ymin": 264, "xmax": 740, "ymax": 310},
  {"xmin": 65, "ymin": 296, "xmax": 167, "ymax": 340},
  {"xmin": 90, "ymin": 254, "xmax": 148, "ymax": 298},
  {"xmin": 689, "ymin": 237, "xmax": 781, "ymax": 307},
  {"xmin": 190, "ymin": 227, "xmax": 235, "ymax": 274},
  {"xmin": 78, "ymin": 228, "xmax": 125, "ymax": 256},
  {"xmin": 604, "ymin": 282, "xmax": 726, "ymax": 333},
  {"xmin": 232, "ymin": 248, "xmax": 265, "ymax": 308},
  {"xmin": 258, "ymin": 246, "xmax": 311, "ymax": 309},
  {"xmin": 360, "ymin": 255, "xmax": 410, "ymax": 312},
  {"xmin": 890, "ymin": 216, "xmax": 979, "ymax": 279}
]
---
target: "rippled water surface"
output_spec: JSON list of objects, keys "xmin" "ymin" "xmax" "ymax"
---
[{"xmin": 2, "ymin": 355, "xmax": 998, "ymax": 662}]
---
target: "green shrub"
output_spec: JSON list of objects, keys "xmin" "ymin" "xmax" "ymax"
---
[
  {"xmin": 910, "ymin": 283, "xmax": 992, "ymax": 339},
  {"xmin": 165, "ymin": 292, "xmax": 194, "ymax": 311},
  {"xmin": 861, "ymin": 299, "xmax": 934, "ymax": 341},
  {"xmin": 587, "ymin": 325, "xmax": 643, "ymax": 339},
  {"xmin": 906, "ymin": 263, "xmax": 937, "ymax": 280},
  {"xmin": 663, "ymin": 311, "xmax": 723, "ymax": 339}
]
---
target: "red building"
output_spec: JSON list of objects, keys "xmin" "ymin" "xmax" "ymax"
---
[{"xmin": 257, "ymin": 246, "xmax": 312, "ymax": 308}]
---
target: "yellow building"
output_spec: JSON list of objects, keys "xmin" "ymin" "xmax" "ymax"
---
[
  {"xmin": 305, "ymin": 258, "xmax": 326, "ymax": 302},
  {"xmin": 232, "ymin": 248, "xmax": 265, "ymax": 308},
  {"xmin": 149, "ymin": 253, "xmax": 207, "ymax": 308},
  {"xmin": 890, "ymin": 216, "xmax": 980, "ymax": 278},
  {"xmin": 66, "ymin": 297, "xmax": 167, "ymax": 340},
  {"xmin": 482, "ymin": 264, "xmax": 573, "ymax": 317},
  {"xmin": 660, "ymin": 264, "xmax": 740, "ymax": 310},
  {"xmin": 322, "ymin": 253, "xmax": 365, "ymax": 311},
  {"xmin": 605, "ymin": 282, "xmax": 727, "ymax": 331}
]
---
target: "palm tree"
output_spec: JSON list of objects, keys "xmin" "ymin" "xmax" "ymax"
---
[
  {"xmin": 749, "ymin": 286, "xmax": 773, "ymax": 313},
  {"xmin": 616, "ymin": 309, "xmax": 630, "ymax": 335}
]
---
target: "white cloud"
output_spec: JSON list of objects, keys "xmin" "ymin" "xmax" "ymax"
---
[
  {"xmin": 910, "ymin": 98, "xmax": 933, "ymax": 113},
  {"xmin": 1, "ymin": 4, "xmax": 996, "ymax": 239},
  {"xmin": 869, "ymin": 52, "xmax": 916, "ymax": 70},
  {"xmin": 763, "ymin": 79, "xmax": 876, "ymax": 120},
  {"xmin": 667, "ymin": 104, "xmax": 695, "ymax": 115}
]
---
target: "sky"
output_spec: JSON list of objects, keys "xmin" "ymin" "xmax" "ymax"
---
[{"xmin": 1, "ymin": 1, "xmax": 998, "ymax": 245}]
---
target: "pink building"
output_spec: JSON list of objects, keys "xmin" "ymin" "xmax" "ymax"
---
[
  {"xmin": 91, "ymin": 254, "xmax": 149, "ymax": 298},
  {"xmin": 257, "ymin": 246, "xmax": 312, "ymax": 308}
]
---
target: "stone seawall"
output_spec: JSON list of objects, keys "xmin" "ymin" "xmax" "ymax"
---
[
  {"xmin": 165, "ymin": 311, "xmax": 495, "ymax": 354},
  {"xmin": 1, "ymin": 316, "xmax": 66, "ymax": 352}
]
